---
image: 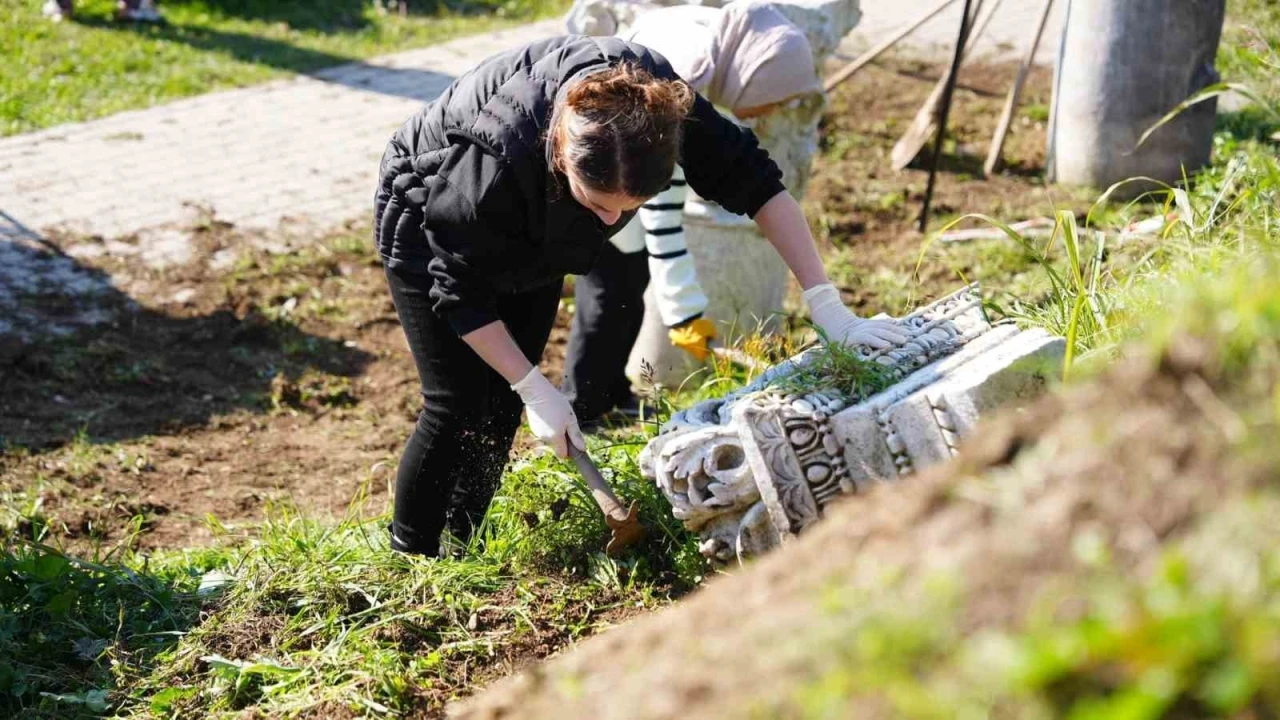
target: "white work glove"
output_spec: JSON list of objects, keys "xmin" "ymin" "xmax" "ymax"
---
[
  {"xmin": 803, "ymin": 283, "xmax": 910, "ymax": 350},
  {"xmin": 511, "ymin": 367, "xmax": 586, "ymax": 459}
]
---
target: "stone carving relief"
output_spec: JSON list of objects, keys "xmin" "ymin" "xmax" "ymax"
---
[{"xmin": 640, "ymin": 284, "xmax": 1067, "ymax": 565}]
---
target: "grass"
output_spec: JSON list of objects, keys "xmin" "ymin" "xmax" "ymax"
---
[
  {"xmin": 5, "ymin": 5, "xmax": 1280, "ymax": 718},
  {"xmin": 1, "ymin": 428, "xmax": 702, "ymax": 718},
  {"xmin": 753, "ymin": 24, "xmax": 1280, "ymax": 714},
  {"xmin": 1219, "ymin": 0, "xmax": 1280, "ymax": 103},
  {"xmin": 0, "ymin": 0, "xmax": 565, "ymax": 136},
  {"xmin": 949, "ymin": 110, "xmax": 1280, "ymax": 379},
  {"xmin": 782, "ymin": 490, "xmax": 1280, "ymax": 717},
  {"xmin": 769, "ymin": 228, "xmax": 1280, "ymax": 717},
  {"xmin": 0, "ymin": 541, "xmax": 215, "ymax": 717},
  {"xmin": 0, "ymin": 212, "xmax": 710, "ymax": 715},
  {"xmin": 0, "ymin": 214, "xmax": 705, "ymax": 717},
  {"xmin": 918, "ymin": 22, "xmax": 1280, "ymax": 379},
  {"xmin": 770, "ymin": 329, "xmax": 899, "ymax": 401}
]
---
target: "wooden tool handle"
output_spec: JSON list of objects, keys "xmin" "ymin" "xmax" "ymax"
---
[{"xmin": 569, "ymin": 445, "xmax": 626, "ymax": 520}]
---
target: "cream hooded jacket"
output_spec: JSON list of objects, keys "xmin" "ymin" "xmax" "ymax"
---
[{"xmin": 572, "ymin": 1, "xmax": 821, "ymax": 327}]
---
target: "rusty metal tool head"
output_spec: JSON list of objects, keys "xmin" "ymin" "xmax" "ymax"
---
[{"xmin": 569, "ymin": 445, "xmax": 647, "ymax": 556}]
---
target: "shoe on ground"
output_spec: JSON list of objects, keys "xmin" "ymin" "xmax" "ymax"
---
[{"xmin": 388, "ymin": 524, "xmax": 439, "ymax": 558}]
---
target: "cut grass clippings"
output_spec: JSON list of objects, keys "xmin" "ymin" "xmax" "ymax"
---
[{"xmin": 0, "ymin": 0, "xmax": 566, "ymax": 136}]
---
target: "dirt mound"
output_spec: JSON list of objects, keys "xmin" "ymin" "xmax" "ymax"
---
[{"xmin": 451, "ymin": 337, "xmax": 1275, "ymax": 718}]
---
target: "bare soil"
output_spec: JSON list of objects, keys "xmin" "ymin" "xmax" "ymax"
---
[
  {"xmin": 809, "ymin": 57, "xmax": 1096, "ymax": 314},
  {"xmin": 1, "ymin": 56, "xmax": 1066, "ymax": 558},
  {"xmin": 0, "ymin": 219, "xmax": 572, "ymax": 551}
]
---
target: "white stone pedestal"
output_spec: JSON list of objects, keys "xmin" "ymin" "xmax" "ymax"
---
[
  {"xmin": 640, "ymin": 285, "xmax": 1065, "ymax": 564},
  {"xmin": 626, "ymin": 204, "xmax": 790, "ymax": 385}
]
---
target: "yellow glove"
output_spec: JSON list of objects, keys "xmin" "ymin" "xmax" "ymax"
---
[{"xmin": 668, "ymin": 317, "xmax": 718, "ymax": 362}]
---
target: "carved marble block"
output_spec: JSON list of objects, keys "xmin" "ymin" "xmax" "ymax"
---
[{"xmin": 639, "ymin": 285, "xmax": 1066, "ymax": 564}]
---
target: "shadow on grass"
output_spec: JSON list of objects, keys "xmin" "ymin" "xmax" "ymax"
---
[
  {"xmin": 1217, "ymin": 104, "xmax": 1280, "ymax": 142},
  {"xmin": 168, "ymin": 0, "xmax": 378, "ymax": 33},
  {"xmin": 0, "ymin": 541, "xmax": 208, "ymax": 719},
  {"xmin": 72, "ymin": 11, "xmax": 460, "ymax": 103},
  {"xmin": 0, "ymin": 214, "xmax": 374, "ymax": 451}
]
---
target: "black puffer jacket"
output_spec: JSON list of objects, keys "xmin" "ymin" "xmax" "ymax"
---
[{"xmin": 375, "ymin": 35, "xmax": 784, "ymax": 336}]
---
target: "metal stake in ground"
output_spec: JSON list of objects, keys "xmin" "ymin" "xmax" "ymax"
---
[{"xmin": 918, "ymin": 0, "xmax": 975, "ymax": 233}]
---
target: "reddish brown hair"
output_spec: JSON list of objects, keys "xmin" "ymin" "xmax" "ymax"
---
[{"xmin": 550, "ymin": 63, "xmax": 695, "ymax": 198}]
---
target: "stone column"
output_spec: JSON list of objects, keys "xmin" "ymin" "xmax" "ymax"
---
[
  {"xmin": 624, "ymin": 0, "xmax": 862, "ymax": 387},
  {"xmin": 1048, "ymin": 0, "xmax": 1226, "ymax": 193}
]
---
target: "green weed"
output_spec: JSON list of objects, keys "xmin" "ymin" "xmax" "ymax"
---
[
  {"xmin": 771, "ymin": 327, "xmax": 898, "ymax": 401},
  {"xmin": 0, "ymin": 541, "xmax": 213, "ymax": 718},
  {"xmin": 1022, "ymin": 103, "xmax": 1050, "ymax": 123}
]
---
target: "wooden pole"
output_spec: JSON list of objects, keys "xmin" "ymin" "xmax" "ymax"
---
[
  {"xmin": 889, "ymin": 0, "xmax": 1005, "ymax": 170},
  {"xmin": 983, "ymin": 0, "xmax": 1056, "ymax": 176},
  {"xmin": 823, "ymin": 0, "xmax": 961, "ymax": 93},
  {"xmin": 919, "ymin": 0, "xmax": 976, "ymax": 232}
]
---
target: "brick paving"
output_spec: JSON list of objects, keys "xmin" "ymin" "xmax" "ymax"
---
[{"xmin": 0, "ymin": 20, "xmax": 561, "ymax": 245}]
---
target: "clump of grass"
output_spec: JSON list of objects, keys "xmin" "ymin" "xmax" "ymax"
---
[
  {"xmin": 0, "ymin": 541, "xmax": 213, "ymax": 719},
  {"xmin": 479, "ymin": 441, "xmax": 706, "ymax": 589},
  {"xmin": 267, "ymin": 368, "xmax": 358, "ymax": 412},
  {"xmin": 770, "ymin": 328, "xmax": 898, "ymax": 402},
  {"xmin": 128, "ymin": 506, "xmax": 524, "ymax": 716}
]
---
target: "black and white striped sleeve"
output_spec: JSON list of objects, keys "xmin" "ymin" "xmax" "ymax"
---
[{"xmin": 641, "ymin": 166, "xmax": 708, "ymax": 327}]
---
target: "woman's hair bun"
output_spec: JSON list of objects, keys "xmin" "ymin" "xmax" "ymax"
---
[{"xmin": 552, "ymin": 62, "xmax": 694, "ymax": 199}]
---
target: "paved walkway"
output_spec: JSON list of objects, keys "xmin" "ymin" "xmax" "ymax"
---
[
  {"xmin": 0, "ymin": 3, "xmax": 1062, "ymax": 246},
  {"xmin": 0, "ymin": 20, "xmax": 561, "ymax": 245},
  {"xmin": 0, "ymin": 4, "xmax": 1062, "ymax": 338},
  {"xmin": 846, "ymin": 0, "xmax": 1064, "ymax": 63}
]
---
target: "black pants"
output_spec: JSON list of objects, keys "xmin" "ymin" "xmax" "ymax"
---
[
  {"xmin": 561, "ymin": 241, "xmax": 650, "ymax": 423},
  {"xmin": 384, "ymin": 264, "xmax": 561, "ymax": 556}
]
